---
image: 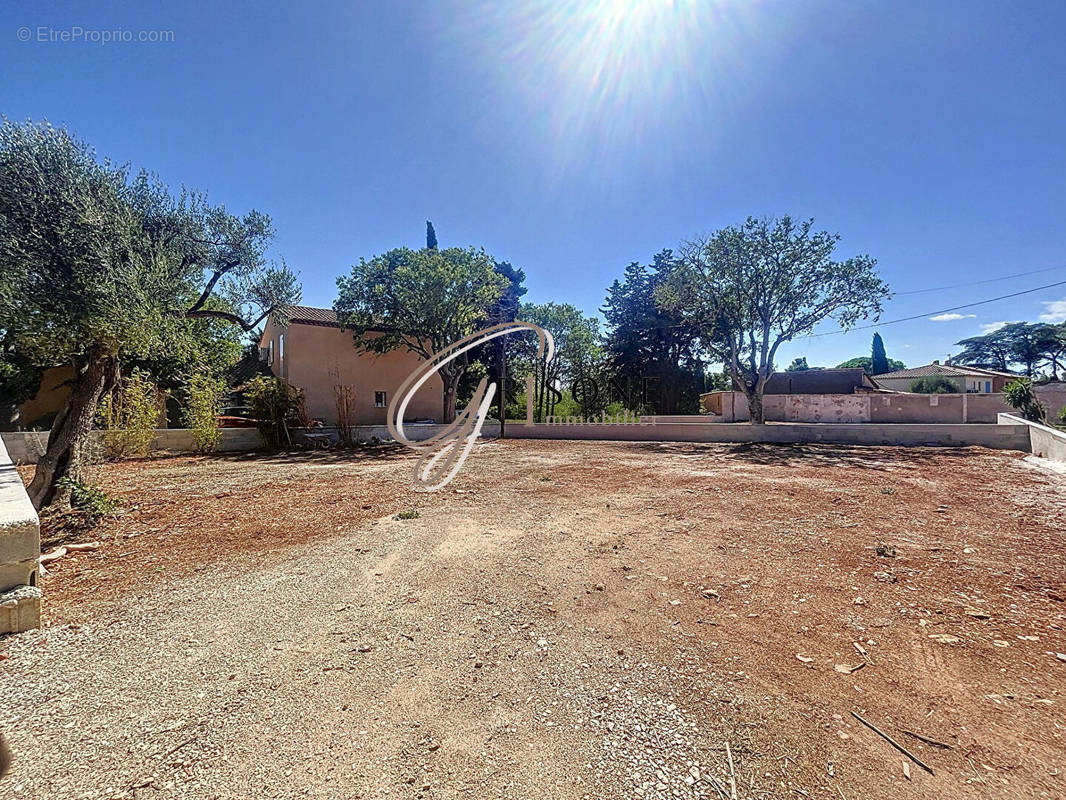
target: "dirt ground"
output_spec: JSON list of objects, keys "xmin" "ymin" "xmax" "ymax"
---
[{"xmin": 2, "ymin": 440, "xmax": 1064, "ymax": 800}]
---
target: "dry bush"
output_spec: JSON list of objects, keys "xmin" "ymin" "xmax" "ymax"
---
[
  {"xmin": 97, "ymin": 370, "xmax": 163, "ymax": 459},
  {"xmin": 333, "ymin": 385, "xmax": 356, "ymax": 445}
]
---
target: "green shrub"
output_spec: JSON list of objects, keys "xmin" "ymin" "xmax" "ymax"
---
[
  {"xmin": 395, "ymin": 509, "xmax": 421, "ymax": 520},
  {"xmin": 56, "ymin": 477, "xmax": 117, "ymax": 521},
  {"xmin": 909, "ymin": 375, "xmax": 958, "ymax": 394},
  {"xmin": 184, "ymin": 374, "xmax": 225, "ymax": 453},
  {"xmin": 1003, "ymin": 378, "xmax": 1046, "ymax": 423},
  {"xmin": 243, "ymin": 375, "xmax": 306, "ymax": 449},
  {"xmin": 97, "ymin": 370, "xmax": 161, "ymax": 459}
]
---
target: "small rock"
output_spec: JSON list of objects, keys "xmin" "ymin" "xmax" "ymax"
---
[{"xmin": 929, "ymin": 633, "xmax": 962, "ymax": 644}]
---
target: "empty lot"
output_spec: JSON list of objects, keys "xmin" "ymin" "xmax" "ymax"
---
[{"xmin": 3, "ymin": 440, "xmax": 1064, "ymax": 799}]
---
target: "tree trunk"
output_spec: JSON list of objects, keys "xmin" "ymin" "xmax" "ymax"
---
[
  {"xmin": 27, "ymin": 353, "xmax": 117, "ymax": 510},
  {"xmin": 441, "ymin": 371, "xmax": 459, "ymax": 424},
  {"xmin": 746, "ymin": 390, "xmax": 766, "ymax": 425}
]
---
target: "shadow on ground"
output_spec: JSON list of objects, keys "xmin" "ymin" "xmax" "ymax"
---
[{"xmin": 621, "ymin": 440, "xmax": 978, "ymax": 470}]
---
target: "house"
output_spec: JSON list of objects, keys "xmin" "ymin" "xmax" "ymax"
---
[
  {"xmin": 258, "ymin": 306, "xmax": 443, "ymax": 426},
  {"xmin": 872, "ymin": 362, "xmax": 1015, "ymax": 393},
  {"xmin": 735, "ymin": 368, "xmax": 881, "ymax": 395}
]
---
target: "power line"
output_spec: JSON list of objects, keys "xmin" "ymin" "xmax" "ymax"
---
[
  {"xmin": 894, "ymin": 265, "xmax": 1062, "ymax": 295},
  {"xmin": 803, "ymin": 277, "xmax": 1066, "ymax": 338}
]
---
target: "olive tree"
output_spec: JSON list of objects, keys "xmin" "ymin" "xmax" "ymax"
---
[
  {"xmin": 0, "ymin": 119, "xmax": 300, "ymax": 509},
  {"xmin": 657, "ymin": 216, "xmax": 889, "ymax": 424}
]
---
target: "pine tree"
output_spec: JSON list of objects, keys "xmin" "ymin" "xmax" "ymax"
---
[
  {"xmin": 426, "ymin": 220, "xmax": 438, "ymax": 250},
  {"xmin": 871, "ymin": 332, "xmax": 889, "ymax": 375}
]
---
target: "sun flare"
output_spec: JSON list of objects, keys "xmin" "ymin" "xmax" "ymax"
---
[{"xmin": 437, "ymin": 0, "xmax": 760, "ymax": 168}]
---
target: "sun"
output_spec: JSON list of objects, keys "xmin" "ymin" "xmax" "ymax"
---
[{"xmin": 435, "ymin": 0, "xmax": 758, "ymax": 170}]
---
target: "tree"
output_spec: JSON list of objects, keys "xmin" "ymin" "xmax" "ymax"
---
[
  {"xmin": 1041, "ymin": 323, "xmax": 1066, "ymax": 379},
  {"xmin": 602, "ymin": 251, "xmax": 706, "ymax": 414},
  {"xmin": 871, "ymin": 332, "xmax": 889, "ymax": 375},
  {"xmin": 334, "ymin": 246, "xmax": 506, "ymax": 423},
  {"xmin": 657, "ymin": 216, "xmax": 889, "ymax": 424},
  {"xmin": 1010, "ymin": 323, "xmax": 1058, "ymax": 377},
  {"xmin": 0, "ymin": 119, "xmax": 300, "ymax": 509},
  {"xmin": 954, "ymin": 322, "xmax": 1058, "ymax": 377},
  {"xmin": 426, "ymin": 220, "xmax": 438, "ymax": 250},
  {"xmin": 516, "ymin": 303, "xmax": 602, "ymax": 420},
  {"xmin": 785, "ymin": 357, "xmax": 811, "ymax": 372},
  {"xmin": 455, "ymin": 259, "xmax": 528, "ymax": 416},
  {"xmin": 1003, "ymin": 378, "xmax": 1045, "ymax": 422},
  {"xmin": 910, "ymin": 375, "xmax": 958, "ymax": 394},
  {"xmin": 836, "ymin": 355, "xmax": 905, "ymax": 372},
  {"xmin": 954, "ymin": 327, "xmax": 1015, "ymax": 371}
]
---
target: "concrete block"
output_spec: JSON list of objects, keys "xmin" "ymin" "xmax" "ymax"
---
[
  {"xmin": 0, "ymin": 584, "xmax": 42, "ymax": 633},
  {"xmin": 1, "ymin": 436, "xmax": 40, "ymax": 596}
]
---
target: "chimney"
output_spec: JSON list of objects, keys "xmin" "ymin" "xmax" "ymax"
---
[{"xmin": 932, "ymin": 359, "xmax": 940, "ymax": 365}]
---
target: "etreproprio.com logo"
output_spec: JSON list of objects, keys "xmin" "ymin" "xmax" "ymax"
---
[{"xmin": 17, "ymin": 26, "xmax": 175, "ymax": 44}]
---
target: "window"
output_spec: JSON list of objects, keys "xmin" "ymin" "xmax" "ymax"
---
[{"xmin": 374, "ymin": 391, "xmax": 387, "ymax": 408}]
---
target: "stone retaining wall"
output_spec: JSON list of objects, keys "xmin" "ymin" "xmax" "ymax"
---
[
  {"xmin": 0, "ymin": 435, "xmax": 41, "ymax": 633},
  {"xmin": 998, "ymin": 413, "xmax": 1066, "ymax": 463}
]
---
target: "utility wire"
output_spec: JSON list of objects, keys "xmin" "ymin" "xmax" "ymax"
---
[
  {"xmin": 803, "ymin": 277, "xmax": 1066, "ymax": 338},
  {"xmin": 894, "ymin": 265, "xmax": 1062, "ymax": 295}
]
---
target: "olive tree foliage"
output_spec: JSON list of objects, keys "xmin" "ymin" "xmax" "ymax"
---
[
  {"xmin": 334, "ymin": 246, "xmax": 507, "ymax": 423},
  {"xmin": 0, "ymin": 119, "xmax": 300, "ymax": 509},
  {"xmin": 656, "ymin": 216, "xmax": 889, "ymax": 424}
]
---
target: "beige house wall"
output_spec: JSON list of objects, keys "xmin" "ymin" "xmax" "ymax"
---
[
  {"xmin": 17, "ymin": 364, "xmax": 74, "ymax": 429},
  {"xmin": 260, "ymin": 320, "xmax": 444, "ymax": 425}
]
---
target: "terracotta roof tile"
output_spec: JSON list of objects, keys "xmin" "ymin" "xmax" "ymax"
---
[{"xmin": 284, "ymin": 306, "xmax": 340, "ymax": 327}]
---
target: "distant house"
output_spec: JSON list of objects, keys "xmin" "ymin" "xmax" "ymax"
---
[
  {"xmin": 734, "ymin": 368, "xmax": 880, "ymax": 395},
  {"xmin": 873, "ymin": 362, "xmax": 1015, "ymax": 393},
  {"xmin": 258, "ymin": 306, "xmax": 443, "ymax": 426}
]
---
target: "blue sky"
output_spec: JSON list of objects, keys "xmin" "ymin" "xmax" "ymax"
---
[{"xmin": 3, "ymin": 0, "xmax": 1064, "ymax": 369}]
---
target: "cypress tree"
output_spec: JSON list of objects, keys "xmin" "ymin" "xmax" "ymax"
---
[
  {"xmin": 426, "ymin": 220, "xmax": 438, "ymax": 250},
  {"xmin": 871, "ymin": 332, "xmax": 889, "ymax": 375}
]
